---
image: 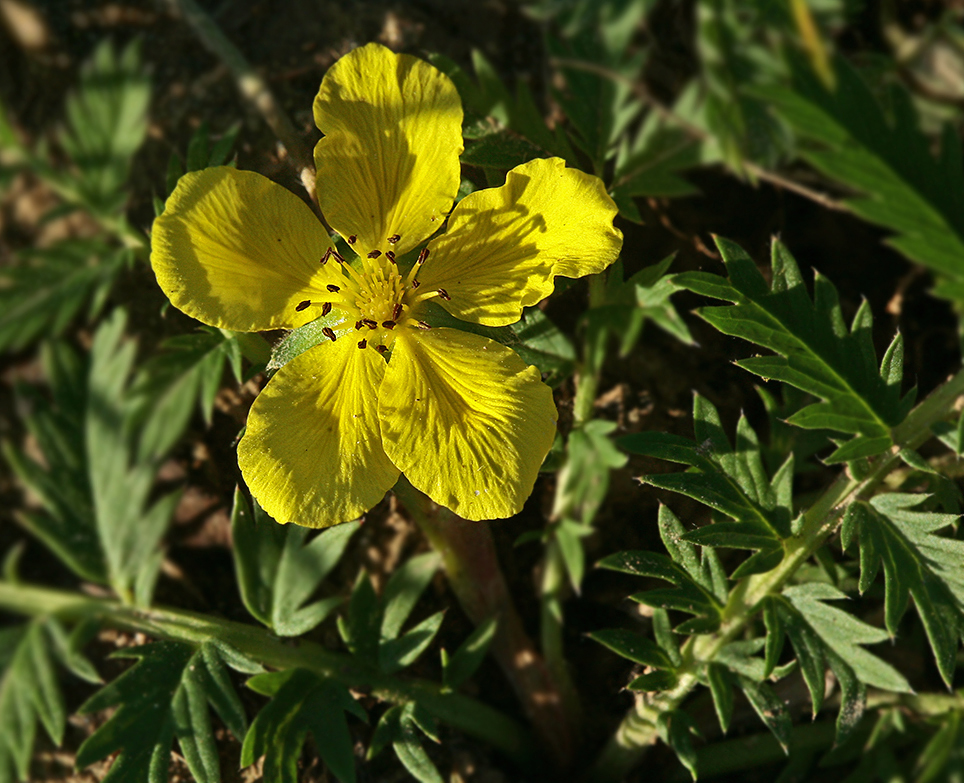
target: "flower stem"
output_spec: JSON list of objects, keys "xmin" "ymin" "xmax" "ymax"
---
[
  {"xmin": 0, "ymin": 580, "xmax": 538, "ymax": 767},
  {"xmin": 393, "ymin": 478, "xmax": 576, "ymax": 768},
  {"xmin": 588, "ymin": 366, "xmax": 964, "ymax": 781}
]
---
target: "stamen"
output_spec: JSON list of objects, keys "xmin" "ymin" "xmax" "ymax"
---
[
  {"xmin": 330, "ymin": 249, "xmax": 345, "ymax": 264},
  {"xmin": 362, "ymin": 318, "xmax": 378, "ymax": 330},
  {"xmin": 386, "ymin": 250, "xmax": 396, "ymax": 264},
  {"xmin": 392, "ymin": 303, "xmax": 403, "ymax": 321},
  {"xmin": 321, "ymin": 302, "xmax": 332, "ymax": 317},
  {"xmin": 382, "ymin": 320, "xmax": 396, "ymax": 330},
  {"xmin": 355, "ymin": 320, "xmax": 363, "ymax": 330},
  {"xmin": 437, "ymin": 288, "xmax": 451, "ymax": 301},
  {"xmin": 367, "ymin": 250, "xmax": 382, "ymax": 259},
  {"xmin": 357, "ymin": 339, "xmax": 367, "ymax": 349},
  {"xmin": 327, "ymin": 284, "xmax": 341, "ymax": 293},
  {"xmin": 375, "ymin": 344, "xmax": 389, "ymax": 355},
  {"xmin": 388, "ymin": 234, "xmax": 401, "ymax": 244},
  {"xmin": 296, "ymin": 300, "xmax": 311, "ymax": 312},
  {"xmin": 416, "ymin": 320, "xmax": 432, "ymax": 330},
  {"xmin": 411, "ymin": 279, "xmax": 421, "ymax": 289},
  {"xmin": 347, "ymin": 235, "xmax": 356, "ymax": 245},
  {"xmin": 322, "ymin": 327, "xmax": 337, "ymax": 342},
  {"xmin": 320, "ymin": 248, "xmax": 331, "ymax": 264},
  {"xmin": 417, "ymin": 248, "xmax": 429, "ymax": 265}
]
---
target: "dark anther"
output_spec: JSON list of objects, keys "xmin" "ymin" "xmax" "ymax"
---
[
  {"xmin": 367, "ymin": 249, "xmax": 382, "ymax": 259},
  {"xmin": 392, "ymin": 303, "xmax": 403, "ymax": 321},
  {"xmin": 416, "ymin": 248, "xmax": 429, "ymax": 265},
  {"xmin": 382, "ymin": 320, "xmax": 396, "ymax": 330},
  {"xmin": 357, "ymin": 339, "xmax": 367, "ymax": 349},
  {"xmin": 411, "ymin": 279, "xmax": 421, "ymax": 289},
  {"xmin": 321, "ymin": 302, "xmax": 332, "ymax": 317},
  {"xmin": 320, "ymin": 248, "xmax": 331, "ymax": 264},
  {"xmin": 437, "ymin": 288, "xmax": 451, "ymax": 301},
  {"xmin": 362, "ymin": 318, "xmax": 378, "ymax": 329},
  {"xmin": 296, "ymin": 300, "xmax": 311, "ymax": 312},
  {"xmin": 347, "ymin": 235, "xmax": 357, "ymax": 244},
  {"xmin": 375, "ymin": 344, "xmax": 389, "ymax": 354},
  {"xmin": 355, "ymin": 320, "xmax": 363, "ymax": 330},
  {"xmin": 322, "ymin": 327, "xmax": 337, "ymax": 342},
  {"xmin": 331, "ymin": 249, "xmax": 345, "ymax": 264},
  {"xmin": 327, "ymin": 284, "xmax": 341, "ymax": 293},
  {"xmin": 386, "ymin": 251, "xmax": 396, "ymax": 263},
  {"xmin": 388, "ymin": 234, "xmax": 401, "ymax": 244},
  {"xmin": 416, "ymin": 320, "xmax": 432, "ymax": 330}
]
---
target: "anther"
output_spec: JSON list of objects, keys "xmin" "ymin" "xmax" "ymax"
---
[
  {"xmin": 347, "ymin": 235, "xmax": 356, "ymax": 245},
  {"xmin": 416, "ymin": 320, "xmax": 432, "ymax": 330},
  {"xmin": 357, "ymin": 339, "xmax": 367, "ymax": 349},
  {"xmin": 322, "ymin": 327, "xmax": 337, "ymax": 342},
  {"xmin": 392, "ymin": 303, "xmax": 403, "ymax": 321},
  {"xmin": 388, "ymin": 234, "xmax": 401, "ymax": 244},
  {"xmin": 386, "ymin": 250, "xmax": 396, "ymax": 264},
  {"xmin": 320, "ymin": 248, "xmax": 331, "ymax": 264},
  {"xmin": 321, "ymin": 302, "xmax": 332, "ymax": 317},
  {"xmin": 362, "ymin": 318, "xmax": 378, "ymax": 330},
  {"xmin": 330, "ymin": 249, "xmax": 345, "ymax": 264},
  {"xmin": 375, "ymin": 345, "xmax": 389, "ymax": 355},
  {"xmin": 355, "ymin": 320, "xmax": 363, "ymax": 330},
  {"xmin": 417, "ymin": 248, "xmax": 429, "ymax": 265},
  {"xmin": 327, "ymin": 284, "xmax": 340, "ymax": 293},
  {"xmin": 367, "ymin": 250, "xmax": 381, "ymax": 259},
  {"xmin": 411, "ymin": 279, "xmax": 421, "ymax": 289},
  {"xmin": 382, "ymin": 320, "xmax": 396, "ymax": 330},
  {"xmin": 296, "ymin": 300, "xmax": 311, "ymax": 312},
  {"xmin": 437, "ymin": 288, "xmax": 451, "ymax": 301}
]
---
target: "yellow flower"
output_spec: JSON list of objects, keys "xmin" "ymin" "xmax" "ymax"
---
[{"xmin": 150, "ymin": 43, "xmax": 622, "ymax": 527}]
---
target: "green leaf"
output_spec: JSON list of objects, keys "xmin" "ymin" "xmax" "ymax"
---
[
  {"xmin": 441, "ymin": 616, "xmax": 497, "ymax": 690},
  {"xmin": 781, "ymin": 583, "xmax": 912, "ymax": 693},
  {"xmin": 657, "ymin": 709, "xmax": 700, "ymax": 781},
  {"xmin": 628, "ymin": 670, "xmax": 679, "ymax": 692},
  {"xmin": 854, "ymin": 494, "xmax": 964, "ymax": 687},
  {"xmin": 611, "ymin": 112, "xmax": 701, "ymax": 202},
  {"xmin": 242, "ymin": 669, "xmax": 364, "ymax": 783},
  {"xmin": 706, "ymin": 662, "xmax": 734, "ymax": 735},
  {"xmin": 754, "ymin": 54, "xmax": 964, "ymax": 293},
  {"xmin": 380, "ymin": 553, "xmax": 441, "ymax": 642},
  {"xmin": 589, "ymin": 628, "xmax": 674, "ymax": 669},
  {"xmin": 677, "ymin": 237, "xmax": 913, "ymax": 457},
  {"xmin": 0, "ymin": 622, "xmax": 66, "ymax": 783},
  {"xmin": 58, "ymin": 39, "xmax": 150, "ymax": 215},
  {"xmin": 0, "ymin": 241, "xmax": 127, "ymax": 353},
  {"xmin": 507, "ymin": 307, "xmax": 576, "ymax": 384},
  {"xmin": 231, "ymin": 490, "xmax": 359, "ymax": 635},
  {"xmin": 339, "ymin": 571, "xmax": 382, "ymax": 664},
  {"xmin": 378, "ymin": 612, "xmax": 445, "ymax": 675},
  {"xmin": 368, "ymin": 704, "xmax": 443, "ymax": 783},
  {"xmin": 736, "ymin": 675, "xmax": 792, "ymax": 752},
  {"xmin": 77, "ymin": 641, "xmax": 247, "ymax": 783}
]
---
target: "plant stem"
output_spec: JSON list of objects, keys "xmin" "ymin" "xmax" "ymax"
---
[
  {"xmin": 0, "ymin": 581, "xmax": 538, "ymax": 768},
  {"xmin": 589, "ymin": 366, "xmax": 964, "ymax": 781},
  {"xmin": 393, "ymin": 478, "xmax": 576, "ymax": 768}
]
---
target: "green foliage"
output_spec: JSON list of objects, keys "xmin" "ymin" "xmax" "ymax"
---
[
  {"xmin": 241, "ymin": 669, "xmax": 365, "ymax": 783},
  {"xmin": 231, "ymin": 490, "xmax": 359, "ymax": 636},
  {"xmin": 678, "ymin": 236, "xmax": 915, "ymax": 462},
  {"xmin": 440, "ymin": 616, "xmax": 497, "ymax": 691},
  {"xmin": 76, "ymin": 641, "xmax": 247, "ymax": 783},
  {"xmin": 4, "ymin": 313, "xmax": 176, "ymax": 604},
  {"xmin": 369, "ymin": 703, "xmax": 443, "ymax": 783},
  {"xmin": 755, "ymin": 54, "xmax": 964, "ymax": 299},
  {"xmin": 842, "ymin": 494, "xmax": 964, "ymax": 687}
]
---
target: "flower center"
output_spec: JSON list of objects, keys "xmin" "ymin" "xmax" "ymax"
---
[{"xmin": 294, "ymin": 240, "xmax": 436, "ymax": 355}]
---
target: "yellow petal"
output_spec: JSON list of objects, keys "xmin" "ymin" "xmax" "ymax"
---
[
  {"xmin": 238, "ymin": 336, "xmax": 400, "ymax": 528},
  {"xmin": 312, "ymin": 43, "xmax": 463, "ymax": 258},
  {"xmin": 418, "ymin": 157, "xmax": 623, "ymax": 326},
  {"xmin": 151, "ymin": 167, "xmax": 340, "ymax": 331},
  {"xmin": 379, "ymin": 328, "xmax": 556, "ymax": 520}
]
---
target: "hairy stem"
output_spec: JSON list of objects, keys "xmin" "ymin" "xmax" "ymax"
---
[
  {"xmin": 589, "ymin": 366, "xmax": 964, "ymax": 780},
  {"xmin": 393, "ymin": 478, "xmax": 576, "ymax": 768},
  {"xmin": 0, "ymin": 581, "xmax": 537, "ymax": 767}
]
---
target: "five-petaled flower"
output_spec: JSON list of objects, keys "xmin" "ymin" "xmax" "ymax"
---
[{"xmin": 151, "ymin": 43, "xmax": 622, "ymax": 527}]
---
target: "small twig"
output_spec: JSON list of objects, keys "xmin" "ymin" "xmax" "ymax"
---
[{"xmin": 162, "ymin": 0, "xmax": 318, "ymax": 203}]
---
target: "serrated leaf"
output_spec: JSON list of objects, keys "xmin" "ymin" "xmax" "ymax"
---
[
  {"xmin": 0, "ymin": 621, "xmax": 66, "ymax": 783},
  {"xmin": 77, "ymin": 641, "xmax": 246, "ymax": 783},
  {"xmin": 854, "ymin": 494, "xmax": 964, "ymax": 687},
  {"xmin": 242, "ymin": 669, "xmax": 364, "ymax": 783},
  {"xmin": 677, "ymin": 237, "xmax": 913, "ymax": 455},
  {"xmin": 754, "ymin": 54, "xmax": 964, "ymax": 293}
]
